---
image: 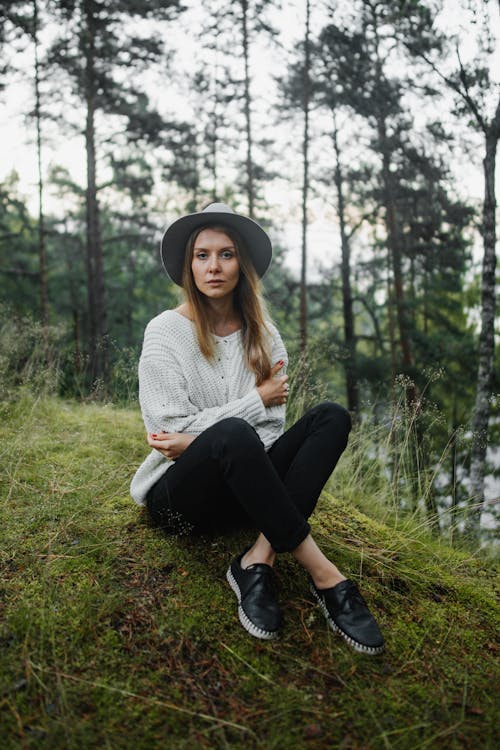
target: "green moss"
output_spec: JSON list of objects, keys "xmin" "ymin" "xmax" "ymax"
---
[{"xmin": 0, "ymin": 395, "xmax": 498, "ymax": 749}]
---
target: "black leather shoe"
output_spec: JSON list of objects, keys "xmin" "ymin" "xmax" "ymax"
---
[
  {"xmin": 310, "ymin": 578, "xmax": 385, "ymax": 655},
  {"xmin": 226, "ymin": 550, "xmax": 282, "ymax": 640}
]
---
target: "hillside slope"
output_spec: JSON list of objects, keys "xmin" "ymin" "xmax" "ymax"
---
[{"xmin": 0, "ymin": 396, "xmax": 498, "ymax": 749}]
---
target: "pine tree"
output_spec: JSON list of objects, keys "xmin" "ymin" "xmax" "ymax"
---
[{"xmin": 46, "ymin": 0, "xmax": 184, "ymax": 387}]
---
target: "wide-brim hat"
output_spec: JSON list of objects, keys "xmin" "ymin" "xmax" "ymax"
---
[{"xmin": 160, "ymin": 202, "xmax": 273, "ymax": 286}]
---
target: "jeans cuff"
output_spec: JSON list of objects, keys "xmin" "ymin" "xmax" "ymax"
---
[{"xmin": 273, "ymin": 520, "xmax": 310, "ymax": 553}]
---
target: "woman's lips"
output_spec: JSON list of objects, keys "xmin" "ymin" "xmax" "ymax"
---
[{"xmin": 207, "ymin": 280, "xmax": 224, "ymax": 284}]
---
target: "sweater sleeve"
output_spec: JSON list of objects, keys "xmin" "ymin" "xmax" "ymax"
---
[
  {"xmin": 252, "ymin": 321, "xmax": 288, "ymax": 449},
  {"xmin": 138, "ymin": 348, "xmax": 267, "ymax": 436}
]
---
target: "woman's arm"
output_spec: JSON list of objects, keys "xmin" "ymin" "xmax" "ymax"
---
[
  {"xmin": 138, "ymin": 317, "xmax": 289, "ymax": 452},
  {"xmin": 139, "ymin": 352, "xmax": 267, "ymax": 436},
  {"xmin": 250, "ymin": 322, "xmax": 289, "ymax": 449}
]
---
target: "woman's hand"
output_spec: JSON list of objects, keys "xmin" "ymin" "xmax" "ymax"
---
[
  {"xmin": 147, "ymin": 432, "xmax": 196, "ymax": 460},
  {"xmin": 257, "ymin": 360, "xmax": 289, "ymax": 407}
]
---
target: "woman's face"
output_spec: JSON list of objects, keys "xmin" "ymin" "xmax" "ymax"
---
[{"xmin": 191, "ymin": 228, "xmax": 240, "ymax": 300}]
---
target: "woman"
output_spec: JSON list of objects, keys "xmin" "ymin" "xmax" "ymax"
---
[{"xmin": 130, "ymin": 202, "xmax": 384, "ymax": 654}]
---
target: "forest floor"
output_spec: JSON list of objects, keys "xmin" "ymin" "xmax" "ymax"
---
[{"xmin": 0, "ymin": 394, "xmax": 498, "ymax": 750}]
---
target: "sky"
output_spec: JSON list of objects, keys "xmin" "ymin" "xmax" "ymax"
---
[{"xmin": 0, "ymin": 0, "xmax": 499, "ymax": 280}]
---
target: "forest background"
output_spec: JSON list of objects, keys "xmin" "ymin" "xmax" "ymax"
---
[{"xmin": 0, "ymin": 0, "xmax": 499, "ymax": 548}]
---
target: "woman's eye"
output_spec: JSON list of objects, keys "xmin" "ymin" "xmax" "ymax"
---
[
  {"xmin": 195, "ymin": 252, "xmax": 207, "ymax": 259},
  {"xmin": 221, "ymin": 251, "xmax": 234, "ymax": 259}
]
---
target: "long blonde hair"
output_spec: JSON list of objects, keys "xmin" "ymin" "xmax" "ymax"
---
[{"xmin": 180, "ymin": 223, "xmax": 273, "ymax": 385}]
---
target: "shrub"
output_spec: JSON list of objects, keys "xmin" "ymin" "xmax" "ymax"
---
[{"xmin": 0, "ymin": 304, "xmax": 65, "ymax": 401}]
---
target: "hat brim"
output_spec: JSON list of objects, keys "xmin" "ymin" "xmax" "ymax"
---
[{"xmin": 160, "ymin": 211, "xmax": 272, "ymax": 286}]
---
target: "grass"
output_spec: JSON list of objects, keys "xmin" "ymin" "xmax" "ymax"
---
[{"xmin": 0, "ymin": 393, "xmax": 498, "ymax": 749}]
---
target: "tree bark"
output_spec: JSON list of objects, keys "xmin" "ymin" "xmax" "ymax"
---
[
  {"xmin": 386, "ymin": 254, "xmax": 397, "ymax": 384},
  {"xmin": 240, "ymin": 0, "xmax": 254, "ymax": 218},
  {"xmin": 332, "ymin": 109, "xmax": 358, "ymax": 412},
  {"xmin": 466, "ymin": 98, "xmax": 500, "ymax": 538},
  {"xmin": 62, "ymin": 219, "xmax": 83, "ymax": 380},
  {"xmin": 378, "ymin": 116, "xmax": 416, "ymax": 385},
  {"xmin": 84, "ymin": 0, "xmax": 108, "ymax": 385},
  {"xmin": 449, "ymin": 395, "xmax": 459, "ymax": 543},
  {"xmin": 33, "ymin": 0, "xmax": 48, "ymax": 328},
  {"xmin": 369, "ymin": 2, "xmax": 417, "ymax": 405},
  {"xmin": 126, "ymin": 250, "xmax": 136, "ymax": 347},
  {"xmin": 300, "ymin": 0, "xmax": 311, "ymax": 353},
  {"xmin": 206, "ymin": 25, "xmax": 223, "ymax": 201}
]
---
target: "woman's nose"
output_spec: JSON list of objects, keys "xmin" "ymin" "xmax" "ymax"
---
[{"xmin": 208, "ymin": 254, "xmax": 221, "ymax": 271}]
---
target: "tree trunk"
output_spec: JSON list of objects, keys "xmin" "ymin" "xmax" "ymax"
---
[
  {"xmin": 368, "ymin": 2, "xmax": 417, "ymax": 405},
  {"xmin": 300, "ymin": 0, "xmax": 311, "ymax": 353},
  {"xmin": 377, "ymin": 114, "xmax": 418, "ymax": 406},
  {"xmin": 207, "ymin": 27, "xmax": 222, "ymax": 201},
  {"xmin": 84, "ymin": 0, "xmax": 108, "ymax": 386},
  {"xmin": 126, "ymin": 250, "xmax": 136, "ymax": 347},
  {"xmin": 33, "ymin": 0, "xmax": 48, "ymax": 328},
  {"xmin": 332, "ymin": 109, "xmax": 358, "ymax": 413},
  {"xmin": 209, "ymin": 92, "xmax": 218, "ymax": 201},
  {"xmin": 73, "ymin": 309, "xmax": 82, "ymax": 374},
  {"xmin": 240, "ymin": 0, "xmax": 254, "ymax": 218},
  {"xmin": 466, "ymin": 101, "xmax": 499, "ymax": 539},
  {"xmin": 386, "ymin": 256, "xmax": 397, "ymax": 384},
  {"xmin": 450, "ymin": 394, "xmax": 459, "ymax": 543},
  {"xmin": 63, "ymin": 220, "xmax": 83, "ymax": 381}
]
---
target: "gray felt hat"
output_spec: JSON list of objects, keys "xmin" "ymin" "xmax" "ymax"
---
[{"xmin": 160, "ymin": 202, "xmax": 273, "ymax": 286}]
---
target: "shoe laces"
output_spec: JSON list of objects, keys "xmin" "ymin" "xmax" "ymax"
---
[{"xmin": 343, "ymin": 581, "xmax": 368, "ymax": 609}]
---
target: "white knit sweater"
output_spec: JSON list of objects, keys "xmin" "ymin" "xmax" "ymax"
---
[{"xmin": 130, "ymin": 309, "xmax": 288, "ymax": 505}]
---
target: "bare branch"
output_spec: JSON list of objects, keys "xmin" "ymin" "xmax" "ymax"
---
[
  {"xmin": 346, "ymin": 208, "xmax": 380, "ymax": 240},
  {"xmin": 407, "ymin": 45, "xmax": 487, "ymax": 134},
  {"xmin": 352, "ymin": 295, "xmax": 386, "ymax": 353},
  {"xmin": 456, "ymin": 44, "xmax": 487, "ymax": 132},
  {"xmin": 491, "ymin": 92, "xmax": 500, "ymax": 139}
]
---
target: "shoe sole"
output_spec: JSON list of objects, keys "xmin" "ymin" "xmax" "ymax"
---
[
  {"xmin": 310, "ymin": 583, "xmax": 384, "ymax": 655},
  {"xmin": 226, "ymin": 566, "xmax": 279, "ymax": 640}
]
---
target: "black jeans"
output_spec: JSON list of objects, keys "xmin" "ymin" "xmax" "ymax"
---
[{"xmin": 145, "ymin": 401, "xmax": 351, "ymax": 553}]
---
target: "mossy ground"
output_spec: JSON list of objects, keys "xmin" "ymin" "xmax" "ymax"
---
[{"xmin": 0, "ymin": 395, "xmax": 498, "ymax": 749}]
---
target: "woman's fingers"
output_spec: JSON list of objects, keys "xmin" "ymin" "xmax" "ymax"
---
[
  {"xmin": 268, "ymin": 373, "xmax": 289, "ymax": 406},
  {"xmin": 148, "ymin": 439, "xmax": 175, "ymax": 458},
  {"xmin": 147, "ymin": 431, "xmax": 168, "ymax": 442},
  {"xmin": 276, "ymin": 375, "xmax": 288, "ymax": 391},
  {"xmin": 147, "ymin": 433, "xmax": 170, "ymax": 449},
  {"xmin": 271, "ymin": 359, "xmax": 285, "ymax": 374},
  {"xmin": 147, "ymin": 432, "xmax": 187, "ymax": 460}
]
